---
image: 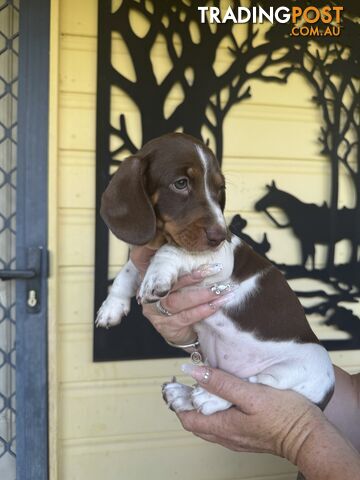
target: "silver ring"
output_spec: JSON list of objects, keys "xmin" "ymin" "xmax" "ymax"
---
[
  {"xmin": 202, "ymin": 367, "xmax": 211, "ymax": 384},
  {"xmin": 155, "ymin": 300, "xmax": 172, "ymax": 317}
]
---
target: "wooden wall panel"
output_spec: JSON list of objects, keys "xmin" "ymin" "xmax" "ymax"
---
[{"xmin": 59, "ymin": 439, "xmax": 296, "ymax": 480}]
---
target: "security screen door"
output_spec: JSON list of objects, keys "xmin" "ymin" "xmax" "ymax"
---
[
  {"xmin": 0, "ymin": 2, "xmax": 18, "ymax": 476},
  {"xmin": 0, "ymin": 1, "xmax": 49, "ymax": 479}
]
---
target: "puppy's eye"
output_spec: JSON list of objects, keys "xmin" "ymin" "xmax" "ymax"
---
[{"xmin": 172, "ymin": 178, "xmax": 189, "ymax": 191}]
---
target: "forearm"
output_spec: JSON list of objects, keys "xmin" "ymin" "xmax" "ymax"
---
[
  {"xmin": 293, "ymin": 416, "xmax": 360, "ymax": 480},
  {"xmin": 324, "ymin": 366, "xmax": 360, "ymax": 451},
  {"xmin": 284, "ymin": 367, "xmax": 360, "ymax": 479}
]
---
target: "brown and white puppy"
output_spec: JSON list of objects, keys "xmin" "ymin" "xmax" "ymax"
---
[{"xmin": 96, "ymin": 132, "xmax": 334, "ymax": 415}]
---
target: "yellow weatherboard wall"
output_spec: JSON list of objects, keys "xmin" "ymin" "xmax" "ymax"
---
[{"xmin": 47, "ymin": 1, "xmax": 360, "ymax": 479}]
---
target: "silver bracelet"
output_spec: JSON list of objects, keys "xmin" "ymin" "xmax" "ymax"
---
[{"xmin": 165, "ymin": 337, "xmax": 200, "ymax": 350}]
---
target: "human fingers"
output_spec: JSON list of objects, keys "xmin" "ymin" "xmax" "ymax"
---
[
  {"xmin": 192, "ymin": 431, "xmax": 224, "ymax": 445},
  {"xmin": 180, "ymin": 366, "xmax": 264, "ymax": 413},
  {"xmin": 144, "ymin": 289, "xmax": 235, "ymax": 330},
  {"xmin": 142, "ymin": 287, "xmax": 236, "ymax": 346},
  {"xmin": 177, "ymin": 410, "xmax": 226, "ymax": 437},
  {"xmin": 161, "ymin": 282, "xmax": 237, "ymax": 316},
  {"xmin": 177, "ymin": 408, "xmax": 242, "ymax": 439},
  {"xmin": 169, "ymin": 291, "xmax": 236, "ymax": 327}
]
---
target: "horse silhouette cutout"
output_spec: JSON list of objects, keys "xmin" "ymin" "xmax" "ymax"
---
[{"xmin": 255, "ymin": 181, "xmax": 358, "ymax": 269}]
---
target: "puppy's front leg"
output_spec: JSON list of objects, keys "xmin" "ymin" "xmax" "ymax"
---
[
  {"xmin": 96, "ymin": 259, "xmax": 140, "ymax": 328},
  {"xmin": 137, "ymin": 246, "xmax": 183, "ymax": 304}
]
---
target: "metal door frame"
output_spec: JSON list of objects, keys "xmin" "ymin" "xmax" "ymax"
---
[{"xmin": 16, "ymin": 0, "xmax": 50, "ymax": 478}]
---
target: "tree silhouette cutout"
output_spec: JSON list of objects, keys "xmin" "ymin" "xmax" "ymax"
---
[{"xmin": 109, "ymin": 0, "xmax": 299, "ymax": 164}]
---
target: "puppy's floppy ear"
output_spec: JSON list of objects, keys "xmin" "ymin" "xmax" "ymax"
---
[
  {"xmin": 219, "ymin": 187, "xmax": 226, "ymax": 212},
  {"xmin": 100, "ymin": 155, "xmax": 156, "ymax": 245}
]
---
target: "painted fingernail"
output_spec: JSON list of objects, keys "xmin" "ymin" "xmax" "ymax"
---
[
  {"xmin": 181, "ymin": 364, "xmax": 195, "ymax": 375},
  {"xmin": 192, "ymin": 263, "xmax": 223, "ymax": 279},
  {"xmin": 181, "ymin": 364, "xmax": 212, "ymax": 384},
  {"xmin": 209, "ymin": 283, "xmax": 236, "ymax": 295},
  {"xmin": 209, "ymin": 290, "xmax": 237, "ymax": 310}
]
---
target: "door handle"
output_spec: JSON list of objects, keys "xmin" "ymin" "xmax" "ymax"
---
[
  {"xmin": 0, "ymin": 269, "xmax": 36, "ymax": 280},
  {"xmin": 0, "ymin": 246, "xmax": 46, "ymax": 313}
]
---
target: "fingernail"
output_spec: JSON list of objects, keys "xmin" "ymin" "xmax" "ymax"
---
[
  {"xmin": 192, "ymin": 263, "xmax": 223, "ymax": 279},
  {"xmin": 209, "ymin": 290, "xmax": 237, "ymax": 310},
  {"xmin": 209, "ymin": 283, "xmax": 237, "ymax": 295},
  {"xmin": 181, "ymin": 364, "xmax": 195, "ymax": 375},
  {"xmin": 181, "ymin": 364, "xmax": 212, "ymax": 384}
]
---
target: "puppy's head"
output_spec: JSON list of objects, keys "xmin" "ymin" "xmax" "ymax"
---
[{"xmin": 100, "ymin": 133, "xmax": 227, "ymax": 252}]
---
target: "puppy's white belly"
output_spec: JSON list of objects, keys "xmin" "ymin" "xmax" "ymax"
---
[
  {"xmin": 194, "ymin": 311, "xmax": 334, "ymax": 404},
  {"xmin": 195, "ymin": 313, "xmax": 279, "ymax": 376}
]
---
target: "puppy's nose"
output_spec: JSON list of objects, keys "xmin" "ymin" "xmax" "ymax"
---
[{"xmin": 205, "ymin": 225, "xmax": 227, "ymax": 247}]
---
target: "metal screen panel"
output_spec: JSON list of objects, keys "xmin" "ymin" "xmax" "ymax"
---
[
  {"xmin": 94, "ymin": 1, "xmax": 360, "ymax": 362},
  {"xmin": 0, "ymin": 0, "xmax": 18, "ymax": 478}
]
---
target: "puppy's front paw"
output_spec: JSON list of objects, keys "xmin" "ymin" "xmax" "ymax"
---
[
  {"xmin": 95, "ymin": 295, "xmax": 130, "ymax": 328},
  {"xmin": 191, "ymin": 386, "xmax": 232, "ymax": 415},
  {"xmin": 162, "ymin": 379, "xmax": 194, "ymax": 412},
  {"xmin": 138, "ymin": 270, "xmax": 176, "ymax": 304}
]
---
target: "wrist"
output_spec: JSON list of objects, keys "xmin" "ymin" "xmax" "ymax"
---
[
  {"xmin": 292, "ymin": 414, "xmax": 360, "ymax": 479},
  {"xmin": 165, "ymin": 336, "xmax": 199, "ymax": 350},
  {"xmin": 165, "ymin": 330, "xmax": 197, "ymax": 347},
  {"xmin": 280, "ymin": 405, "xmax": 323, "ymax": 465}
]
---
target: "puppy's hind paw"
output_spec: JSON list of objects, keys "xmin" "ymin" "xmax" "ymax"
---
[
  {"xmin": 162, "ymin": 380, "xmax": 194, "ymax": 413},
  {"xmin": 191, "ymin": 386, "xmax": 232, "ymax": 415},
  {"xmin": 95, "ymin": 295, "xmax": 130, "ymax": 329}
]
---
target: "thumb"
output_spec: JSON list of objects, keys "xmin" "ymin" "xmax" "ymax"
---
[{"xmin": 181, "ymin": 364, "xmax": 262, "ymax": 413}]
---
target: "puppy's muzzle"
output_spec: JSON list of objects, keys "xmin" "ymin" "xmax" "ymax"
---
[{"xmin": 205, "ymin": 225, "xmax": 227, "ymax": 248}]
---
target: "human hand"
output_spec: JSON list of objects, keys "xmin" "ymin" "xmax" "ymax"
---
[
  {"xmin": 141, "ymin": 267, "xmax": 235, "ymax": 345},
  {"xmin": 130, "ymin": 246, "xmax": 234, "ymax": 346},
  {"xmin": 177, "ymin": 366, "xmax": 323, "ymax": 462},
  {"xmin": 176, "ymin": 367, "xmax": 360, "ymax": 479}
]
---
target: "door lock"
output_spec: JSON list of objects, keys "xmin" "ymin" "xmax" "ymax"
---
[{"xmin": 27, "ymin": 290, "xmax": 38, "ymax": 308}]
